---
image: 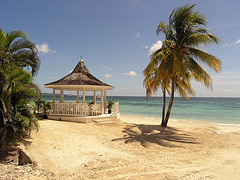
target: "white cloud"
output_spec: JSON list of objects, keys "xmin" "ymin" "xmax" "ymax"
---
[
  {"xmin": 103, "ymin": 66, "xmax": 112, "ymax": 70},
  {"xmin": 144, "ymin": 45, "xmax": 149, "ymax": 49},
  {"xmin": 149, "ymin": 40, "xmax": 162, "ymax": 55},
  {"xmin": 45, "ymin": 63, "xmax": 50, "ymax": 66},
  {"xmin": 235, "ymin": 39, "xmax": 240, "ymax": 44},
  {"xmin": 36, "ymin": 43, "xmax": 56, "ymax": 54},
  {"xmin": 123, "ymin": 71, "xmax": 138, "ymax": 76},
  {"xmin": 223, "ymin": 38, "xmax": 240, "ymax": 48},
  {"xmin": 105, "ymin": 74, "xmax": 112, "ymax": 78},
  {"xmin": 131, "ymin": 32, "xmax": 141, "ymax": 38}
]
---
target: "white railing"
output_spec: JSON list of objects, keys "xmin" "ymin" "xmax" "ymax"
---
[
  {"xmin": 50, "ymin": 102, "xmax": 119, "ymax": 117},
  {"xmin": 51, "ymin": 103, "xmax": 101, "ymax": 117}
]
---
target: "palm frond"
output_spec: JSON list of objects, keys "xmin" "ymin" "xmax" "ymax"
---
[
  {"xmin": 188, "ymin": 47, "xmax": 221, "ymax": 72},
  {"xmin": 6, "ymin": 30, "xmax": 29, "ymax": 48}
]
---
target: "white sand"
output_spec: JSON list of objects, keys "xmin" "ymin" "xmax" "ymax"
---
[{"xmin": 7, "ymin": 115, "xmax": 240, "ymax": 179}]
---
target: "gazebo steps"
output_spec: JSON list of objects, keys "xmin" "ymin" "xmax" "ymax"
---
[
  {"xmin": 48, "ymin": 113, "xmax": 120, "ymax": 124},
  {"xmin": 92, "ymin": 119, "xmax": 115, "ymax": 124}
]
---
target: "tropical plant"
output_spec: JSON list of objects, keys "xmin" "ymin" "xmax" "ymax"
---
[
  {"xmin": 107, "ymin": 99, "xmax": 114, "ymax": 113},
  {"xmin": 88, "ymin": 101, "xmax": 94, "ymax": 106},
  {"xmin": 42, "ymin": 101, "xmax": 52, "ymax": 119},
  {"xmin": 0, "ymin": 29, "xmax": 40, "ymax": 76},
  {"xmin": 0, "ymin": 64, "xmax": 40, "ymax": 151},
  {"xmin": 34, "ymin": 97, "xmax": 44, "ymax": 113},
  {"xmin": 143, "ymin": 4, "xmax": 221, "ymax": 127}
]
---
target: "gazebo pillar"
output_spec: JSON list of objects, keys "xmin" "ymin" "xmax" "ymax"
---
[
  {"xmin": 104, "ymin": 90, "xmax": 107, "ymax": 114},
  {"xmin": 53, "ymin": 88, "xmax": 55, "ymax": 103},
  {"xmin": 60, "ymin": 89, "xmax": 64, "ymax": 103},
  {"xmin": 93, "ymin": 90, "xmax": 96, "ymax": 104},
  {"xmin": 76, "ymin": 90, "xmax": 79, "ymax": 103},
  {"xmin": 83, "ymin": 89, "xmax": 86, "ymax": 103},
  {"xmin": 100, "ymin": 90, "xmax": 104, "ymax": 115}
]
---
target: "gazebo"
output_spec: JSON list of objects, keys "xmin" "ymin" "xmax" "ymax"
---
[{"xmin": 44, "ymin": 56, "xmax": 119, "ymax": 123}]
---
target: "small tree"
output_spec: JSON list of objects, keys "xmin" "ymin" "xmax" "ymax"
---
[
  {"xmin": 34, "ymin": 97, "xmax": 44, "ymax": 113},
  {"xmin": 107, "ymin": 99, "xmax": 114, "ymax": 114},
  {"xmin": 42, "ymin": 101, "xmax": 51, "ymax": 119}
]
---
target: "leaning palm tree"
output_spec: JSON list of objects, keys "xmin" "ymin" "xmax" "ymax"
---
[
  {"xmin": 144, "ymin": 4, "xmax": 221, "ymax": 127},
  {"xmin": 144, "ymin": 44, "xmax": 171, "ymax": 124},
  {"xmin": 0, "ymin": 29, "xmax": 40, "ymax": 76},
  {"xmin": 144, "ymin": 40, "xmax": 194, "ymax": 126}
]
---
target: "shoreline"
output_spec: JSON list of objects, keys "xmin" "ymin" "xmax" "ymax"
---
[{"xmin": 120, "ymin": 113, "xmax": 240, "ymax": 126}]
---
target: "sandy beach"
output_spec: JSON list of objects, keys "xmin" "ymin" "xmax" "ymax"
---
[{"xmin": 1, "ymin": 114, "xmax": 240, "ymax": 179}]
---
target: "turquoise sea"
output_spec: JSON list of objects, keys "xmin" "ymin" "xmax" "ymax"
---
[{"xmin": 42, "ymin": 93, "xmax": 240, "ymax": 124}]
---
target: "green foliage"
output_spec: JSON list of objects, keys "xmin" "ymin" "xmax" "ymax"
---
[
  {"xmin": 88, "ymin": 101, "xmax": 94, "ymax": 106},
  {"xmin": 0, "ymin": 64, "xmax": 40, "ymax": 149},
  {"xmin": 0, "ymin": 29, "xmax": 40, "ymax": 76},
  {"xmin": 0, "ymin": 29, "xmax": 41, "ymax": 151},
  {"xmin": 107, "ymin": 99, "xmax": 114, "ymax": 110},
  {"xmin": 143, "ymin": 4, "xmax": 221, "ymax": 127},
  {"xmin": 42, "ymin": 101, "xmax": 51, "ymax": 115},
  {"xmin": 34, "ymin": 97, "xmax": 44, "ymax": 113}
]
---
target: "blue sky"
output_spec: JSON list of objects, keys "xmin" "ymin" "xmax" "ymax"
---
[{"xmin": 1, "ymin": 0, "xmax": 240, "ymax": 97}]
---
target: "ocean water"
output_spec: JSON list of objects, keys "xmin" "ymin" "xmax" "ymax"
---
[{"xmin": 42, "ymin": 94, "xmax": 240, "ymax": 124}]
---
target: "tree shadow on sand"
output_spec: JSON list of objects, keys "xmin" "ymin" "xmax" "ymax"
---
[{"xmin": 112, "ymin": 124, "xmax": 198, "ymax": 148}]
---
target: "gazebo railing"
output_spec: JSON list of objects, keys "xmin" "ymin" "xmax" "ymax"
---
[
  {"xmin": 51, "ymin": 102, "xmax": 101, "ymax": 116},
  {"xmin": 50, "ymin": 101, "xmax": 119, "ymax": 117}
]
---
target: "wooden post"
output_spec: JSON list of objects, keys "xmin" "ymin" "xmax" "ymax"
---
[
  {"xmin": 104, "ymin": 90, "xmax": 107, "ymax": 114},
  {"xmin": 101, "ymin": 90, "xmax": 104, "ymax": 115},
  {"xmin": 94, "ymin": 90, "xmax": 96, "ymax": 104},
  {"xmin": 77, "ymin": 90, "xmax": 79, "ymax": 103},
  {"xmin": 53, "ymin": 89, "xmax": 55, "ymax": 103},
  {"xmin": 83, "ymin": 89, "xmax": 86, "ymax": 103},
  {"xmin": 60, "ymin": 89, "xmax": 64, "ymax": 103}
]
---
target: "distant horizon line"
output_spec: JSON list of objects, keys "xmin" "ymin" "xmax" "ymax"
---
[{"xmin": 41, "ymin": 93, "xmax": 239, "ymax": 98}]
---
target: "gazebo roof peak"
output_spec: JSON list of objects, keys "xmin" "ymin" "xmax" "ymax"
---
[
  {"xmin": 44, "ymin": 56, "xmax": 114, "ymax": 90},
  {"xmin": 80, "ymin": 55, "xmax": 83, "ymax": 62},
  {"xmin": 71, "ymin": 56, "xmax": 90, "ymax": 74}
]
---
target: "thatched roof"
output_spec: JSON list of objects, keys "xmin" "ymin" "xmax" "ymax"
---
[{"xmin": 44, "ymin": 57, "xmax": 114, "ymax": 90}]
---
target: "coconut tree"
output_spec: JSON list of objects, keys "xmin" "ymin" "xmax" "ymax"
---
[
  {"xmin": 144, "ymin": 4, "xmax": 221, "ymax": 127},
  {"xmin": 0, "ymin": 64, "xmax": 39, "ymax": 151},
  {"xmin": 144, "ymin": 41, "xmax": 194, "ymax": 125},
  {"xmin": 0, "ymin": 29, "xmax": 40, "ymax": 76},
  {"xmin": 144, "ymin": 43, "xmax": 171, "ymax": 124}
]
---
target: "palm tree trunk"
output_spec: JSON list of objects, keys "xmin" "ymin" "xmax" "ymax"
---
[
  {"xmin": 161, "ymin": 88, "xmax": 166, "ymax": 126},
  {"xmin": 1, "ymin": 133, "xmax": 7, "ymax": 152},
  {"xmin": 162, "ymin": 76, "xmax": 175, "ymax": 127}
]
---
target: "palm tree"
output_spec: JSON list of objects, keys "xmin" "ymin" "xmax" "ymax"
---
[
  {"xmin": 144, "ymin": 4, "xmax": 221, "ymax": 127},
  {"xmin": 0, "ymin": 64, "xmax": 39, "ymax": 151},
  {"xmin": 144, "ymin": 41, "xmax": 194, "ymax": 125},
  {"xmin": 0, "ymin": 29, "xmax": 40, "ymax": 76},
  {"xmin": 144, "ymin": 45, "xmax": 171, "ymax": 125}
]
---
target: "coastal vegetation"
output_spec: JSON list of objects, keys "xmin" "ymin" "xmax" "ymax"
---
[
  {"xmin": 107, "ymin": 99, "xmax": 115, "ymax": 114},
  {"xmin": 143, "ymin": 4, "xmax": 222, "ymax": 127},
  {"xmin": 0, "ymin": 29, "xmax": 40, "ymax": 152}
]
